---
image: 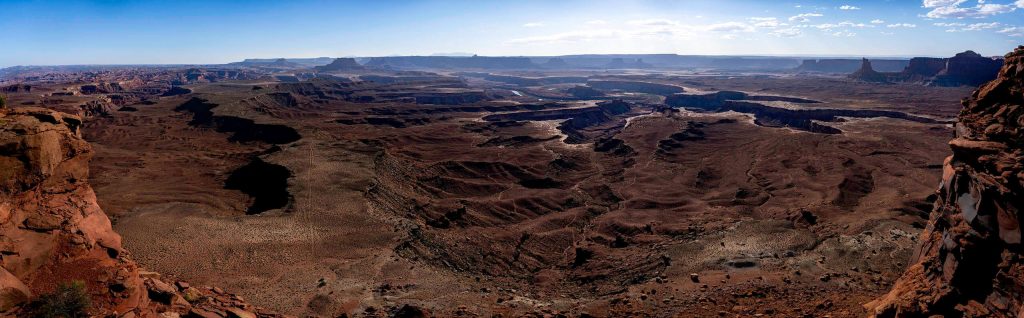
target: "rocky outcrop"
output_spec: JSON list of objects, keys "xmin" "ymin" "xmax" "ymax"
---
[
  {"xmin": 567, "ymin": 85, "xmax": 604, "ymax": 99},
  {"xmin": 867, "ymin": 46, "xmax": 1024, "ymax": 317},
  {"xmin": 0, "ymin": 107, "xmax": 285, "ymax": 317},
  {"xmin": 0, "ymin": 84, "xmax": 30, "ymax": 93},
  {"xmin": 931, "ymin": 51, "xmax": 1005, "ymax": 87},
  {"xmin": 80, "ymin": 99, "xmax": 116, "ymax": 118},
  {"xmin": 849, "ymin": 58, "xmax": 889, "ymax": 83},
  {"xmin": 313, "ymin": 58, "xmax": 365, "ymax": 72},
  {"xmin": 850, "ymin": 51, "xmax": 1004, "ymax": 87}
]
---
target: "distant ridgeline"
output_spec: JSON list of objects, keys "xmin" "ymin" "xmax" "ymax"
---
[
  {"xmin": 795, "ymin": 58, "xmax": 910, "ymax": 73},
  {"xmin": 213, "ymin": 53, "xmax": 997, "ymax": 74},
  {"xmin": 848, "ymin": 50, "xmax": 1004, "ymax": 87},
  {"xmin": 228, "ymin": 57, "xmax": 336, "ymax": 67},
  {"xmin": 3, "ymin": 51, "xmax": 1003, "ymax": 76}
]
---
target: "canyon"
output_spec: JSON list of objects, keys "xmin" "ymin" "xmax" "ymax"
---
[{"xmin": 0, "ymin": 47, "xmax": 1019, "ymax": 317}]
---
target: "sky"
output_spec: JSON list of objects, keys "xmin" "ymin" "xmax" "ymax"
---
[{"xmin": 1, "ymin": 0, "xmax": 1022, "ymax": 67}]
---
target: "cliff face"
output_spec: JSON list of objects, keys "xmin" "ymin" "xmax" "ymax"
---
[
  {"xmin": 867, "ymin": 46, "xmax": 1024, "ymax": 317},
  {"xmin": 932, "ymin": 51, "xmax": 1006, "ymax": 87},
  {"xmin": 904, "ymin": 57, "xmax": 948, "ymax": 79},
  {"xmin": 0, "ymin": 107, "xmax": 281, "ymax": 317}
]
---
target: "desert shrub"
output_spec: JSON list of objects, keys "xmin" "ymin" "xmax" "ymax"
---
[
  {"xmin": 0, "ymin": 95, "xmax": 7, "ymax": 109},
  {"xmin": 28, "ymin": 280, "xmax": 91, "ymax": 318}
]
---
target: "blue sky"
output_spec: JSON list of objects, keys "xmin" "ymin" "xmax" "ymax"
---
[{"xmin": 1, "ymin": 0, "xmax": 1022, "ymax": 66}]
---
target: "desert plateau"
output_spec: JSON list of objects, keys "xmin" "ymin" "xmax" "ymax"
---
[{"xmin": 1, "ymin": 1, "xmax": 1023, "ymax": 317}]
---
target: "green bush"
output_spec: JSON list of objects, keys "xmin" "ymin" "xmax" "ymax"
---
[
  {"xmin": 28, "ymin": 280, "xmax": 92, "ymax": 318},
  {"xmin": 0, "ymin": 95, "xmax": 7, "ymax": 109}
]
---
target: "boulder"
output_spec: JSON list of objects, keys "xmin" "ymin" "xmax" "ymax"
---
[{"xmin": 0, "ymin": 268, "xmax": 30, "ymax": 311}]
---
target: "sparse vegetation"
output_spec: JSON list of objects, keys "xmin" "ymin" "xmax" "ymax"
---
[
  {"xmin": 28, "ymin": 280, "xmax": 91, "ymax": 318},
  {"xmin": 0, "ymin": 95, "xmax": 7, "ymax": 109}
]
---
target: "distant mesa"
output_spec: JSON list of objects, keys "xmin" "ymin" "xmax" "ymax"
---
[
  {"xmin": 848, "ymin": 58, "xmax": 888, "ymax": 83},
  {"xmin": 605, "ymin": 58, "xmax": 652, "ymax": 69},
  {"xmin": 269, "ymin": 58, "xmax": 300, "ymax": 67},
  {"xmin": 848, "ymin": 50, "xmax": 1003, "ymax": 87},
  {"xmin": 229, "ymin": 57, "xmax": 334, "ymax": 68},
  {"xmin": 313, "ymin": 58, "xmax": 366, "ymax": 72},
  {"xmin": 542, "ymin": 58, "xmax": 571, "ymax": 69},
  {"xmin": 227, "ymin": 58, "xmax": 301, "ymax": 69},
  {"xmin": 796, "ymin": 58, "xmax": 908, "ymax": 73},
  {"xmin": 930, "ymin": 50, "xmax": 1004, "ymax": 87},
  {"xmin": 364, "ymin": 56, "xmax": 538, "ymax": 70}
]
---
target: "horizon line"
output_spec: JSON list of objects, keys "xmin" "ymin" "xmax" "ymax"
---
[{"xmin": 2, "ymin": 51, "xmax": 995, "ymax": 69}]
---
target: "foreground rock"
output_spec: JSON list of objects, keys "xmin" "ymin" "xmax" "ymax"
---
[
  {"xmin": 867, "ymin": 46, "xmax": 1024, "ymax": 317},
  {"xmin": 0, "ymin": 107, "xmax": 286, "ymax": 317}
]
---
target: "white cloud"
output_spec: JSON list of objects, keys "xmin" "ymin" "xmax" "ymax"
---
[
  {"xmin": 831, "ymin": 31, "xmax": 857, "ymax": 37},
  {"xmin": 770, "ymin": 27, "xmax": 803, "ymax": 37},
  {"xmin": 923, "ymin": 0, "xmax": 966, "ymax": 7},
  {"xmin": 839, "ymin": 5, "xmax": 861, "ymax": 10},
  {"xmin": 1017, "ymin": 0, "xmax": 1024, "ymax": 8},
  {"xmin": 585, "ymin": 20, "xmax": 607, "ymax": 25},
  {"xmin": 804, "ymin": 21, "xmax": 872, "ymax": 31},
  {"xmin": 522, "ymin": 22, "xmax": 544, "ymax": 28},
  {"xmin": 935, "ymin": 21, "xmax": 1020, "ymax": 34},
  {"xmin": 749, "ymin": 17, "xmax": 783, "ymax": 28},
  {"xmin": 627, "ymin": 18, "xmax": 680, "ymax": 26},
  {"xmin": 839, "ymin": 21, "xmax": 872, "ymax": 27},
  {"xmin": 870, "ymin": 19, "xmax": 886, "ymax": 24},
  {"xmin": 977, "ymin": 3, "xmax": 1016, "ymax": 15},
  {"xmin": 963, "ymin": 22, "xmax": 1002, "ymax": 30},
  {"xmin": 789, "ymin": 13, "xmax": 823, "ymax": 22},
  {"xmin": 922, "ymin": 0, "xmax": 1018, "ymax": 18},
  {"xmin": 998, "ymin": 26, "xmax": 1024, "ymax": 36},
  {"xmin": 706, "ymin": 22, "xmax": 755, "ymax": 32},
  {"xmin": 887, "ymin": 23, "xmax": 918, "ymax": 28}
]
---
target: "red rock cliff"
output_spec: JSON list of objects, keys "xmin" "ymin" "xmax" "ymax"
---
[
  {"xmin": 867, "ymin": 46, "xmax": 1024, "ymax": 317},
  {"xmin": 0, "ymin": 107, "xmax": 285, "ymax": 317}
]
